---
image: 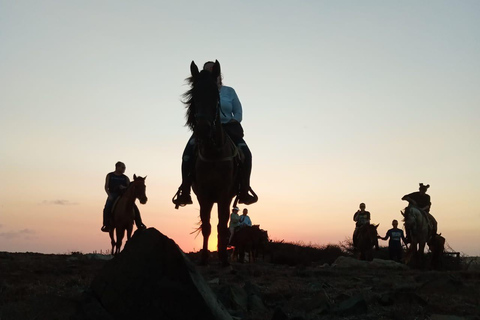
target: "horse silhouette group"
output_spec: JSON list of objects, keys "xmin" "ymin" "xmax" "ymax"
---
[{"xmin": 104, "ymin": 60, "xmax": 444, "ymax": 269}]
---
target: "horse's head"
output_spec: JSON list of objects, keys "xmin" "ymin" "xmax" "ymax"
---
[
  {"xmin": 403, "ymin": 206, "xmax": 418, "ymax": 234},
  {"xmin": 185, "ymin": 60, "xmax": 221, "ymax": 141},
  {"xmin": 132, "ymin": 174, "xmax": 148, "ymax": 204},
  {"xmin": 359, "ymin": 224, "xmax": 379, "ymax": 249}
]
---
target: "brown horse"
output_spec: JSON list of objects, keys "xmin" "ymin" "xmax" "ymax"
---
[
  {"xmin": 109, "ymin": 174, "xmax": 148, "ymax": 255},
  {"xmin": 402, "ymin": 206, "xmax": 437, "ymax": 267},
  {"xmin": 230, "ymin": 225, "xmax": 269, "ymax": 263},
  {"xmin": 184, "ymin": 61, "xmax": 238, "ymax": 266},
  {"xmin": 356, "ymin": 224, "xmax": 379, "ymax": 261}
]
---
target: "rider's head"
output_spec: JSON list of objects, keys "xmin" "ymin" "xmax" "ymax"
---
[
  {"xmin": 243, "ymin": 208, "xmax": 248, "ymax": 215},
  {"xmin": 115, "ymin": 161, "xmax": 126, "ymax": 174},
  {"xmin": 232, "ymin": 207, "xmax": 239, "ymax": 213},
  {"xmin": 419, "ymin": 183, "xmax": 430, "ymax": 193},
  {"xmin": 392, "ymin": 220, "xmax": 398, "ymax": 228},
  {"xmin": 203, "ymin": 61, "xmax": 223, "ymax": 86},
  {"xmin": 359, "ymin": 203, "xmax": 366, "ymax": 210}
]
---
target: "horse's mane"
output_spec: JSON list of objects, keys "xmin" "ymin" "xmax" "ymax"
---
[
  {"xmin": 182, "ymin": 70, "xmax": 219, "ymax": 131},
  {"xmin": 182, "ymin": 75, "xmax": 195, "ymax": 131}
]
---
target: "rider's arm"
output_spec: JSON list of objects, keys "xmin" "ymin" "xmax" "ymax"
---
[
  {"xmin": 353, "ymin": 211, "xmax": 359, "ymax": 221},
  {"xmin": 104, "ymin": 173, "xmax": 111, "ymax": 196},
  {"xmin": 230, "ymin": 88, "xmax": 243, "ymax": 123},
  {"xmin": 402, "ymin": 195, "xmax": 417, "ymax": 206}
]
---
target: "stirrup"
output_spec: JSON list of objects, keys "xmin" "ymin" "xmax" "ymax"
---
[
  {"xmin": 172, "ymin": 188, "xmax": 193, "ymax": 209},
  {"xmin": 237, "ymin": 187, "xmax": 258, "ymax": 205}
]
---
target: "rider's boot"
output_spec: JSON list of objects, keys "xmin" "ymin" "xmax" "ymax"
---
[
  {"xmin": 173, "ymin": 146, "xmax": 195, "ymax": 208},
  {"xmin": 238, "ymin": 165, "xmax": 258, "ymax": 205},
  {"xmin": 101, "ymin": 202, "xmax": 112, "ymax": 232},
  {"xmin": 172, "ymin": 182, "xmax": 193, "ymax": 208}
]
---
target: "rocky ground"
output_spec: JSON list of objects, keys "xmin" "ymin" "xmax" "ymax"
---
[{"xmin": 0, "ymin": 249, "xmax": 479, "ymax": 320}]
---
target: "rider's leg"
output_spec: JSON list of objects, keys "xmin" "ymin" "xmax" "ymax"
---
[
  {"xmin": 352, "ymin": 228, "xmax": 358, "ymax": 248},
  {"xmin": 235, "ymin": 140, "xmax": 257, "ymax": 205},
  {"xmin": 134, "ymin": 204, "xmax": 146, "ymax": 229},
  {"xmin": 173, "ymin": 136, "xmax": 195, "ymax": 207},
  {"xmin": 101, "ymin": 197, "xmax": 114, "ymax": 232}
]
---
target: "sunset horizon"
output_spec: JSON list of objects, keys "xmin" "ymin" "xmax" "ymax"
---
[{"xmin": 1, "ymin": 1, "xmax": 479, "ymax": 257}]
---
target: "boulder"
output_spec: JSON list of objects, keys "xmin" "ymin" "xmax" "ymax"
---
[
  {"xmin": 80, "ymin": 228, "xmax": 232, "ymax": 320},
  {"xmin": 332, "ymin": 294, "xmax": 368, "ymax": 316}
]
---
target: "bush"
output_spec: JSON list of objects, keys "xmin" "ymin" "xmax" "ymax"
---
[{"xmin": 265, "ymin": 241, "xmax": 347, "ymax": 266}]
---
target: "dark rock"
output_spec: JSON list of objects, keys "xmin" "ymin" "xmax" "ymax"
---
[
  {"xmin": 271, "ymin": 307, "xmax": 289, "ymax": 320},
  {"xmin": 332, "ymin": 294, "xmax": 368, "ymax": 316},
  {"xmin": 218, "ymin": 284, "xmax": 248, "ymax": 312},
  {"xmin": 80, "ymin": 228, "xmax": 232, "ymax": 320},
  {"xmin": 377, "ymin": 293, "xmax": 394, "ymax": 306}
]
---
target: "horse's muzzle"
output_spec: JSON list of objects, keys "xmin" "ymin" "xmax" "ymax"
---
[{"xmin": 139, "ymin": 197, "xmax": 148, "ymax": 204}]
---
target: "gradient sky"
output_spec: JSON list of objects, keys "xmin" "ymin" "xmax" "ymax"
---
[{"xmin": 1, "ymin": 1, "xmax": 479, "ymax": 256}]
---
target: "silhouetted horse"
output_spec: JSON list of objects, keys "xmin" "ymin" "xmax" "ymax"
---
[
  {"xmin": 428, "ymin": 233, "xmax": 445, "ymax": 270},
  {"xmin": 402, "ymin": 206, "xmax": 437, "ymax": 267},
  {"xmin": 230, "ymin": 225, "xmax": 269, "ymax": 263},
  {"xmin": 109, "ymin": 175, "xmax": 148, "ymax": 255},
  {"xmin": 184, "ymin": 61, "xmax": 238, "ymax": 266},
  {"xmin": 356, "ymin": 224, "xmax": 379, "ymax": 261}
]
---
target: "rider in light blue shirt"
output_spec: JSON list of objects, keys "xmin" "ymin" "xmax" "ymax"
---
[
  {"xmin": 239, "ymin": 208, "xmax": 252, "ymax": 227},
  {"xmin": 173, "ymin": 61, "xmax": 257, "ymax": 208}
]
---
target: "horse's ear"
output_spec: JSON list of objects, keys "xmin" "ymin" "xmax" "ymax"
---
[
  {"xmin": 212, "ymin": 60, "xmax": 221, "ymax": 79},
  {"xmin": 375, "ymin": 224, "xmax": 379, "ymax": 228},
  {"xmin": 190, "ymin": 61, "xmax": 199, "ymax": 77},
  {"xmin": 134, "ymin": 174, "xmax": 137, "ymax": 180},
  {"xmin": 144, "ymin": 175, "xmax": 147, "ymax": 180}
]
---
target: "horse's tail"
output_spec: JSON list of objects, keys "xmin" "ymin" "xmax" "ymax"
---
[{"xmin": 190, "ymin": 219, "xmax": 202, "ymax": 238}]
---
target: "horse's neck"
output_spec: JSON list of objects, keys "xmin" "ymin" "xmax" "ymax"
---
[{"xmin": 119, "ymin": 185, "xmax": 137, "ymax": 206}]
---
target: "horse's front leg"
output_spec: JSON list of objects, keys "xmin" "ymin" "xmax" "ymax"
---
[
  {"xmin": 217, "ymin": 201, "xmax": 231, "ymax": 266},
  {"xmin": 115, "ymin": 227, "xmax": 125, "ymax": 255},
  {"xmin": 418, "ymin": 241, "xmax": 426, "ymax": 268},
  {"xmin": 109, "ymin": 229, "xmax": 115, "ymax": 255},
  {"xmin": 199, "ymin": 201, "xmax": 213, "ymax": 265}
]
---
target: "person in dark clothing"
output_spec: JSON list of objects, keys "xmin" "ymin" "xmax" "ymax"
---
[
  {"xmin": 402, "ymin": 183, "xmax": 431, "ymax": 213},
  {"xmin": 401, "ymin": 183, "xmax": 434, "ymax": 243},
  {"xmin": 379, "ymin": 220, "xmax": 407, "ymax": 262},
  {"xmin": 352, "ymin": 203, "xmax": 371, "ymax": 248},
  {"xmin": 101, "ymin": 161, "xmax": 146, "ymax": 232}
]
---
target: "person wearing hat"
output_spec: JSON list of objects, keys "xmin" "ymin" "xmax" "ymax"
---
[
  {"xmin": 228, "ymin": 207, "xmax": 241, "ymax": 243},
  {"xmin": 402, "ymin": 183, "xmax": 431, "ymax": 213},
  {"xmin": 402, "ymin": 183, "xmax": 435, "ymax": 243},
  {"xmin": 352, "ymin": 203, "xmax": 371, "ymax": 248}
]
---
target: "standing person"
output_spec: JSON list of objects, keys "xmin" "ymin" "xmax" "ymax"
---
[
  {"xmin": 379, "ymin": 220, "xmax": 407, "ymax": 262},
  {"xmin": 239, "ymin": 208, "xmax": 252, "ymax": 227},
  {"xmin": 228, "ymin": 207, "xmax": 241, "ymax": 243},
  {"xmin": 352, "ymin": 203, "xmax": 371, "ymax": 248},
  {"xmin": 101, "ymin": 161, "xmax": 146, "ymax": 232},
  {"xmin": 172, "ymin": 60, "xmax": 257, "ymax": 207}
]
